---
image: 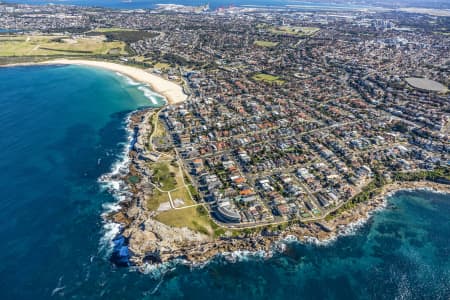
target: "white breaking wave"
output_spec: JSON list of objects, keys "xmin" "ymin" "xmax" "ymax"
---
[
  {"xmin": 138, "ymin": 85, "xmax": 167, "ymax": 106},
  {"xmin": 141, "ymin": 262, "xmax": 175, "ymax": 276},
  {"xmin": 115, "ymin": 71, "xmax": 140, "ymax": 86},
  {"xmin": 97, "ymin": 114, "xmax": 134, "ymax": 257},
  {"xmin": 114, "ymin": 71, "xmax": 168, "ymax": 106},
  {"xmin": 389, "ymin": 187, "xmax": 450, "ymax": 196},
  {"xmin": 51, "ymin": 276, "xmax": 66, "ymax": 297},
  {"xmin": 301, "ymin": 200, "xmax": 389, "ymax": 247},
  {"xmin": 98, "ymin": 222, "xmax": 122, "ymax": 257},
  {"xmin": 220, "ymin": 249, "xmax": 268, "ymax": 263},
  {"xmin": 101, "ymin": 202, "xmax": 122, "ymax": 213},
  {"xmin": 295, "ymin": 187, "xmax": 450, "ymax": 248},
  {"xmin": 302, "ymin": 219, "xmax": 369, "ymax": 246}
]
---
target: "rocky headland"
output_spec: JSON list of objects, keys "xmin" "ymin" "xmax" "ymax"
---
[{"xmin": 103, "ymin": 108, "xmax": 450, "ymax": 269}]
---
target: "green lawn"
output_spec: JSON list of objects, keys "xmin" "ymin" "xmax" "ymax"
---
[
  {"xmin": 152, "ymin": 162, "xmax": 177, "ymax": 190},
  {"xmin": 154, "ymin": 62, "xmax": 171, "ymax": 70},
  {"xmin": 252, "ymin": 73, "xmax": 285, "ymax": 84},
  {"xmin": 254, "ymin": 40, "xmax": 278, "ymax": 47},
  {"xmin": 90, "ymin": 27, "xmax": 136, "ymax": 33},
  {"xmin": 153, "ymin": 118, "xmax": 168, "ymax": 138},
  {"xmin": 269, "ymin": 26, "xmax": 320, "ymax": 36},
  {"xmin": 170, "ymin": 186, "xmax": 195, "ymax": 206},
  {"xmin": 434, "ymin": 31, "xmax": 450, "ymax": 36},
  {"xmin": 155, "ymin": 206, "xmax": 216, "ymax": 236},
  {"xmin": 0, "ymin": 35, "xmax": 126, "ymax": 56},
  {"xmin": 146, "ymin": 189, "xmax": 170, "ymax": 211}
]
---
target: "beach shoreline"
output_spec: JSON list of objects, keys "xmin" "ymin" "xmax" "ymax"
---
[
  {"xmin": 0, "ymin": 59, "xmax": 187, "ymax": 105},
  {"xmin": 5, "ymin": 60, "xmax": 446, "ymax": 270}
]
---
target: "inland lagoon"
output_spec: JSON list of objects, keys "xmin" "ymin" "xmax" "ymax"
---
[{"xmin": 0, "ymin": 65, "xmax": 449, "ymax": 299}]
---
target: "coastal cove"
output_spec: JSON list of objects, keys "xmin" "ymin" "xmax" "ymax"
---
[
  {"xmin": 1, "ymin": 59, "xmax": 187, "ymax": 105},
  {"xmin": 0, "ymin": 65, "xmax": 449, "ymax": 299}
]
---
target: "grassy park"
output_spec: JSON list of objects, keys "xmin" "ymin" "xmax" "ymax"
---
[
  {"xmin": 147, "ymin": 189, "xmax": 170, "ymax": 211},
  {"xmin": 89, "ymin": 27, "xmax": 136, "ymax": 33},
  {"xmin": 269, "ymin": 26, "xmax": 320, "ymax": 36},
  {"xmin": 155, "ymin": 205, "xmax": 226, "ymax": 237},
  {"xmin": 146, "ymin": 158, "xmax": 196, "ymax": 209},
  {"xmin": 0, "ymin": 34, "xmax": 126, "ymax": 56},
  {"xmin": 170, "ymin": 186, "xmax": 195, "ymax": 206},
  {"xmin": 152, "ymin": 162, "xmax": 177, "ymax": 190},
  {"xmin": 252, "ymin": 73, "xmax": 285, "ymax": 84},
  {"xmin": 148, "ymin": 160, "xmax": 214, "ymax": 236},
  {"xmin": 254, "ymin": 40, "xmax": 278, "ymax": 47}
]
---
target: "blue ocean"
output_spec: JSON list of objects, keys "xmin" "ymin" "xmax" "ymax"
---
[
  {"xmin": 0, "ymin": 65, "xmax": 449, "ymax": 299},
  {"xmin": 2, "ymin": 0, "xmax": 369, "ymax": 10}
]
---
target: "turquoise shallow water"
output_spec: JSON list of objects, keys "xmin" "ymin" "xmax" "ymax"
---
[{"xmin": 0, "ymin": 65, "xmax": 449, "ymax": 299}]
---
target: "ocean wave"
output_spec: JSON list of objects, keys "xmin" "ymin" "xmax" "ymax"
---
[
  {"xmin": 301, "ymin": 200, "xmax": 388, "ymax": 247},
  {"xmin": 293, "ymin": 187, "xmax": 449, "ymax": 248},
  {"xmin": 302, "ymin": 219, "xmax": 369, "ymax": 247},
  {"xmin": 51, "ymin": 276, "xmax": 66, "ymax": 297},
  {"xmin": 101, "ymin": 202, "xmax": 122, "ymax": 213},
  {"xmin": 115, "ymin": 71, "xmax": 140, "ymax": 86},
  {"xmin": 99, "ymin": 222, "xmax": 122, "ymax": 257},
  {"xmin": 219, "ymin": 249, "xmax": 269, "ymax": 263},
  {"xmin": 97, "ymin": 114, "xmax": 134, "ymax": 257},
  {"xmin": 300, "ymin": 233, "xmax": 339, "ymax": 246},
  {"xmin": 137, "ymin": 85, "xmax": 167, "ymax": 106},
  {"xmin": 136, "ymin": 248, "xmax": 273, "ymax": 279},
  {"xmin": 387, "ymin": 186, "xmax": 450, "ymax": 197},
  {"xmin": 115, "ymin": 71, "xmax": 167, "ymax": 106},
  {"xmin": 140, "ymin": 260, "xmax": 182, "ymax": 278},
  {"xmin": 135, "ymin": 210, "xmax": 380, "ymax": 276}
]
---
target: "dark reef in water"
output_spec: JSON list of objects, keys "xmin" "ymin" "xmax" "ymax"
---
[{"xmin": 110, "ymin": 230, "xmax": 133, "ymax": 267}]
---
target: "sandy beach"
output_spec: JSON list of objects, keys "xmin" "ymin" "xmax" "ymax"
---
[{"xmin": 2, "ymin": 59, "xmax": 187, "ymax": 105}]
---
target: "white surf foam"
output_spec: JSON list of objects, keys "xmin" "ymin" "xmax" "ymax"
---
[
  {"xmin": 138, "ymin": 85, "xmax": 167, "ymax": 106},
  {"xmin": 97, "ymin": 114, "xmax": 134, "ymax": 257},
  {"xmin": 51, "ymin": 276, "xmax": 66, "ymax": 297},
  {"xmin": 221, "ymin": 249, "xmax": 269, "ymax": 263},
  {"xmin": 389, "ymin": 186, "xmax": 450, "ymax": 196},
  {"xmin": 115, "ymin": 71, "xmax": 140, "ymax": 86},
  {"xmin": 301, "ymin": 199, "xmax": 389, "ymax": 247},
  {"xmin": 139, "ymin": 260, "xmax": 183, "ymax": 278},
  {"xmin": 114, "ymin": 71, "xmax": 168, "ymax": 106},
  {"xmin": 98, "ymin": 222, "xmax": 122, "ymax": 257}
]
